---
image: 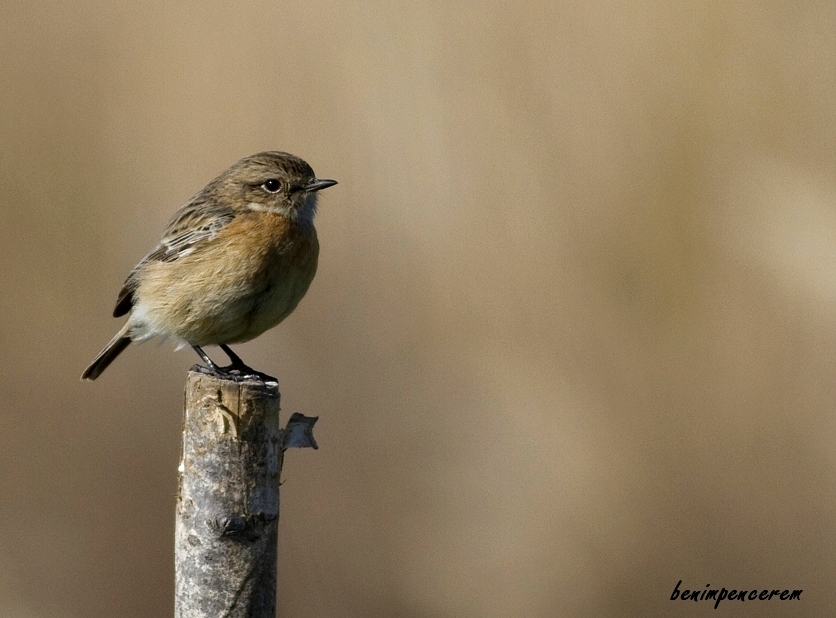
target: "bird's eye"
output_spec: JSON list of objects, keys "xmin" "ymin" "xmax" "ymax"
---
[{"xmin": 261, "ymin": 179, "xmax": 282, "ymax": 193}]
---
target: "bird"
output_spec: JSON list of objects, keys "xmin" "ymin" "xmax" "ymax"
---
[{"xmin": 82, "ymin": 151, "xmax": 336, "ymax": 381}]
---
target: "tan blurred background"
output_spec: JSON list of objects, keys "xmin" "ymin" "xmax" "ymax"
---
[{"xmin": 1, "ymin": 1, "xmax": 834, "ymax": 616}]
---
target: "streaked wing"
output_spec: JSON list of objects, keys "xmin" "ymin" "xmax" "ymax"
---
[{"xmin": 113, "ymin": 195, "xmax": 236, "ymax": 317}]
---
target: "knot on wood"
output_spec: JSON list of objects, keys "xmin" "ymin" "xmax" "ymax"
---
[{"xmin": 209, "ymin": 512, "xmax": 278, "ymax": 542}]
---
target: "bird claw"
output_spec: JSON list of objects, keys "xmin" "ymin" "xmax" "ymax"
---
[{"xmin": 190, "ymin": 363, "xmax": 277, "ymax": 384}]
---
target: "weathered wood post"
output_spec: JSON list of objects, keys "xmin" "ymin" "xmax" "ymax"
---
[{"xmin": 174, "ymin": 370, "xmax": 317, "ymax": 618}]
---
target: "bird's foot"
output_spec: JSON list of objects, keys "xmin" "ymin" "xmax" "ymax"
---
[
  {"xmin": 190, "ymin": 344, "xmax": 277, "ymax": 384},
  {"xmin": 191, "ymin": 362, "xmax": 277, "ymax": 384}
]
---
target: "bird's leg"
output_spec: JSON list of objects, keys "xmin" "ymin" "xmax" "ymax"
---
[
  {"xmin": 190, "ymin": 344, "xmax": 276, "ymax": 383},
  {"xmin": 191, "ymin": 345, "xmax": 222, "ymax": 374},
  {"xmin": 219, "ymin": 344, "xmax": 277, "ymax": 383},
  {"xmin": 219, "ymin": 344, "xmax": 248, "ymax": 370}
]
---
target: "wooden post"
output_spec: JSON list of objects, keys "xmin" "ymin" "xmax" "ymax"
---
[{"xmin": 175, "ymin": 371, "xmax": 282, "ymax": 618}]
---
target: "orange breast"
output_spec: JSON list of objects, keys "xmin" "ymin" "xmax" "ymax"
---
[{"xmin": 132, "ymin": 212, "xmax": 319, "ymax": 345}]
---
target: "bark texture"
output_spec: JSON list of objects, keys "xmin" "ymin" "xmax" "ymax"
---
[{"xmin": 175, "ymin": 371, "xmax": 281, "ymax": 618}]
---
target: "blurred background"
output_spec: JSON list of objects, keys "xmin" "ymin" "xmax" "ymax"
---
[{"xmin": 1, "ymin": 1, "xmax": 834, "ymax": 616}]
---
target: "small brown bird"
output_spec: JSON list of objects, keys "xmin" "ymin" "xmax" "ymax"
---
[{"xmin": 82, "ymin": 151, "xmax": 336, "ymax": 381}]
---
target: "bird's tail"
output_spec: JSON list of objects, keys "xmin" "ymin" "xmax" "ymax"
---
[{"xmin": 82, "ymin": 322, "xmax": 132, "ymax": 381}]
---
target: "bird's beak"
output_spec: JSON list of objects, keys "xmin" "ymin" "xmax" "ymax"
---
[{"xmin": 304, "ymin": 178, "xmax": 338, "ymax": 192}]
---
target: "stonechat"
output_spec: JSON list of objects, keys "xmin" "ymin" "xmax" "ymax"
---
[{"xmin": 82, "ymin": 151, "xmax": 336, "ymax": 381}]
